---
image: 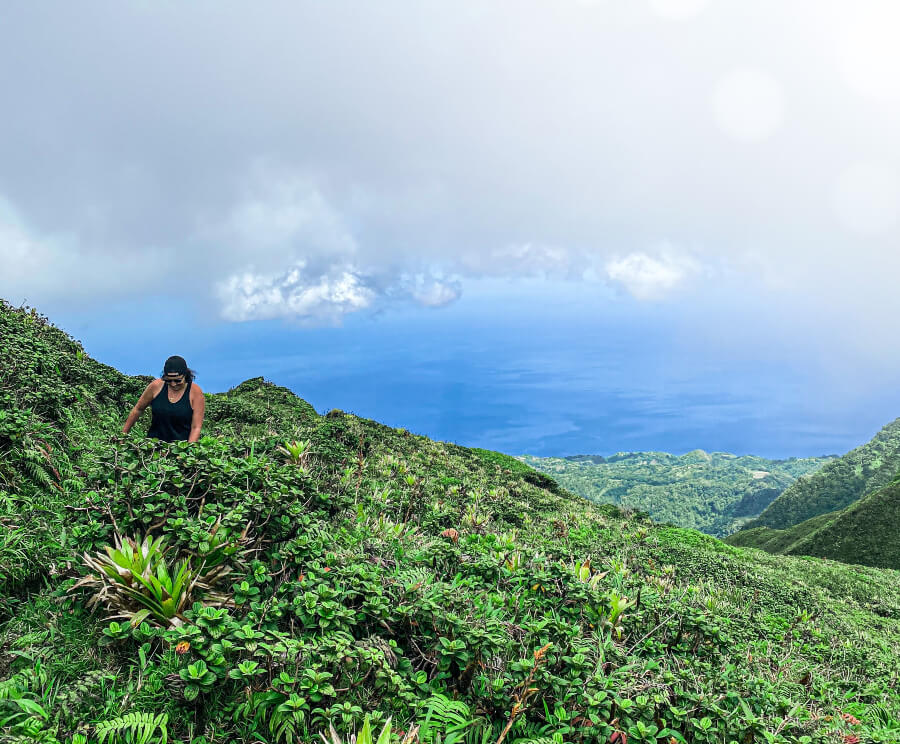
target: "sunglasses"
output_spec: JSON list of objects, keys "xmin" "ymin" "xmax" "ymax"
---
[{"xmin": 164, "ymin": 375, "xmax": 185, "ymax": 384}]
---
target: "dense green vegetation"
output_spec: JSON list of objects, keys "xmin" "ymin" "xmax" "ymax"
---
[
  {"xmin": 743, "ymin": 418, "xmax": 900, "ymax": 530},
  {"xmin": 727, "ymin": 478, "xmax": 900, "ymax": 570},
  {"xmin": 518, "ymin": 452, "xmax": 832, "ymax": 537},
  {"xmin": 2, "ymin": 298, "xmax": 899, "ymax": 744},
  {"xmin": 727, "ymin": 416, "xmax": 900, "ymax": 569},
  {"xmin": 726, "ymin": 514, "xmax": 840, "ymax": 556}
]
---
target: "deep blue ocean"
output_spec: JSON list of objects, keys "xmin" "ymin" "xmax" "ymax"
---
[{"xmin": 52, "ymin": 282, "xmax": 900, "ymax": 460}]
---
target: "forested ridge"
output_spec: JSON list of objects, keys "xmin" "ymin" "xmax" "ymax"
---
[
  {"xmin": 2, "ymin": 299, "xmax": 899, "ymax": 744},
  {"xmin": 727, "ymin": 477, "xmax": 900, "ymax": 570},
  {"xmin": 725, "ymin": 416, "xmax": 900, "ymax": 569},
  {"xmin": 742, "ymin": 418, "xmax": 900, "ymax": 530},
  {"xmin": 518, "ymin": 452, "xmax": 831, "ymax": 537}
]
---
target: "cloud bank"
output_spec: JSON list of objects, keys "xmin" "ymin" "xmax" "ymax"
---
[
  {"xmin": 0, "ymin": 1, "xmax": 898, "ymax": 343},
  {"xmin": 605, "ymin": 251, "xmax": 701, "ymax": 301}
]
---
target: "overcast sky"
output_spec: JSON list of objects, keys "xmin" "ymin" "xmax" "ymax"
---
[{"xmin": 2, "ymin": 1, "xmax": 899, "ymax": 455}]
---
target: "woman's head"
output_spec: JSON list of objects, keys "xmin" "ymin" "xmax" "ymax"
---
[{"xmin": 161, "ymin": 355, "xmax": 196, "ymax": 384}]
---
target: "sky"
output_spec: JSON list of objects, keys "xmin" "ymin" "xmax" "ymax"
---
[{"xmin": 2, "ymin": 1, "xmax": 900, "ymax": 458}]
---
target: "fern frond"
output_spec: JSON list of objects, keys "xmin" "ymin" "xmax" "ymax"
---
[
  {"xmin": 95, "ymin": 710, "xmax": 168, "ymax": 744},
  {"xmin": 23, "ymin": 454, "xmax": 55, "ymax": 490},
  {"xmin": 418, "ymin": 693, "xmax": 475, "ymax": 744},
  {"xmin": 0, "ymin": 671, "xmax": 31, "ymax": 700},
  {"xmin": 396, "ymin": 566, "xmax": 435, "ymax": 591}
]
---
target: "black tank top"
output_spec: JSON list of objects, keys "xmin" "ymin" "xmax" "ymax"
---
[{"xmin": 147, "ymin": 380, "xmax": 193, "ymax": 442}]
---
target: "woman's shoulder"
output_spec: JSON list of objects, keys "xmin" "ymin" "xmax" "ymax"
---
[
  {"xmin": 137, "ymin": 379, "xmax": 165, "ymax": 406},
  {"xmin": 190, "ymin": 382, "xmax": 204, "ymax": 397}
]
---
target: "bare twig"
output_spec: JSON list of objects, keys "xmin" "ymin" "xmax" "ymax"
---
[{"xmin": 495, "ymin": 643, "xmax": 552, "ymax": 744}]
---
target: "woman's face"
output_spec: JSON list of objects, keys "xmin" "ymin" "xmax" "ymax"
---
[{"xmin": 164, "ymin": 373, "xmax": 186, "ymax": 389}]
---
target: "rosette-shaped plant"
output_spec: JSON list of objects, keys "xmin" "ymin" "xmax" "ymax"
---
[{"xmin": 71, "ymin": 533, "xmax": 232, "ymax": 628}]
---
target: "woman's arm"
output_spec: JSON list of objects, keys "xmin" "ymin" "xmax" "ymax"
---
[
  {"xmin": 122, "ymin": 381, "xmax": 160, "ymax": 434},
  {"xmin": 189, "ymin": 384, "xmax": 206, "ymax": 443}
]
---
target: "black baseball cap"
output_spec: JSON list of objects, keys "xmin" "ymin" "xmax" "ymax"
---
[{"xmin": 163, "ymin": 356, "xmax": 189, "ymax": 377}]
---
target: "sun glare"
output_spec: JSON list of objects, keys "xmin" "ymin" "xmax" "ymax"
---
[{"xmin": 837, "ymin": 4, "xmax": 900, "ymax": 104}]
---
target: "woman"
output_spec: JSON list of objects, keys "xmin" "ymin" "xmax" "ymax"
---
[{"xmin": 122, "ymin": 355, "xmax": 205, "ymax": 443}]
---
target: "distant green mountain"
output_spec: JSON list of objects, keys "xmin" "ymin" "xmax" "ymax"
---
[
  {"xmin": 742, "ymin": 418, "xmax": 900, "ymax": 530},
  {"xmin": 727, "ymin": 477, "xmax": 900, "ymax": 570},
  {"xmin": 518, "ymin": 450, "xmax": 832, "ymax": 536}
]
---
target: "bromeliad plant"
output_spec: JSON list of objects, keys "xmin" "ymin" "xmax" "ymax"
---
[
  {"xmin": 72, "ymin": 532, "xmax": 234, "ymax": 628},
  {"xmin": 319, "ymin": 714, "xmax": 418, "ymax": 744},
  {"xmin": 573, "ymin": 557, "xmax": 609, "ymax": 589},
  {"xmin": 277, "ymin": 439, "xmax": 312, "ymax": 468}
]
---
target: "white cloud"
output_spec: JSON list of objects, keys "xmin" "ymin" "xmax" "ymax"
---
[
  {"xmin": 199, "ymin": 165, "xmax": 358, "ymax": 275},
  {"xmin": 215, "ymin": 261, "xmax": 376, "ymax": 324},
  {"xmin": 454, "ymin": 243, "xmax": 591, "ymax": 281},
  {"xmin": 398, "ymin": 274, "xmax": 462, "ymax": 308},
  {"xmin": 0, "ymin": 197, "xmax": 159, "ymax": 304},
  {"xmin": 207, "ymin": 169, "xmax": 464, "ymax": 319},
  {"xmin": 1, "ymin": 2, "xmax": 900, "ymax": 346},
  {"xmin": 0, "ymin": 202, "xmax": 44, "ymax": 281},
  {"xmin": 605, "ymin": 250, "xmax": 701, "ymax": 300},
  {"xmin": 201, "ymin": 167, "xmax": 379, "ymax": 323}
]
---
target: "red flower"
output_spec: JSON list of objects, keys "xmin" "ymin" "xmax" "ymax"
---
[
  {"xmin": 175, "ymin": 642, "xmax": 191, "ymax": 655},
  {"xmin": 840, "ymin": 712, "xmax": 861, "ymax": 726},
  {"xmin": 841, "ymin": 735, "xmax": 860, "ymax": 744}
]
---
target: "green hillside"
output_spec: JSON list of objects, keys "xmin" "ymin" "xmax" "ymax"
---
[
  {"xmin": 727, "ymin": 479, "xmax": 900, "ymax": 570},
  {"xmin": 518, "ymin": 451, "xmax": 832, "ymax": 536},
  {"xmin": 743, "ymin": 418, "xmax": 900, "ymax": 530},
  {"xmin": 725, "ymin": 512, "xmax": 840, "ymax": 555},
  {"xmin": 790, "ymin": 478, "xmax": 900, "ymax": 568},
  {"xmin": 2, "ymin": 298, "xmax": 899, "ymax": 744}
]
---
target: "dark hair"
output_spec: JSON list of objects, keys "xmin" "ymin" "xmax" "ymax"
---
[{"xmin": 173, "ymin": 368, "xmax": 197, "ymax": 383}]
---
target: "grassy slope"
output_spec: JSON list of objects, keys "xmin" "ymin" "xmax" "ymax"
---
[
  {"xmin": 519, "ymin": 451, "xmax": 832, "ymax": 537},
  {"xmin": 742, "ymin": 418, "xmax": 900, "ymax": 530},
  {"xmin": 788, "ymin": 478, "xmax": 900, "ymax": 568},
  {"xmin": 725, "ymin": 512, "xmax": 841, "ymax": 555},
  {"xmin": 730, "ymin": 479, "xmax": 900, "ymax": 570},
  {"xmin": 2, "ymin": 299, "xmax": 900, "ymax": 744}
]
